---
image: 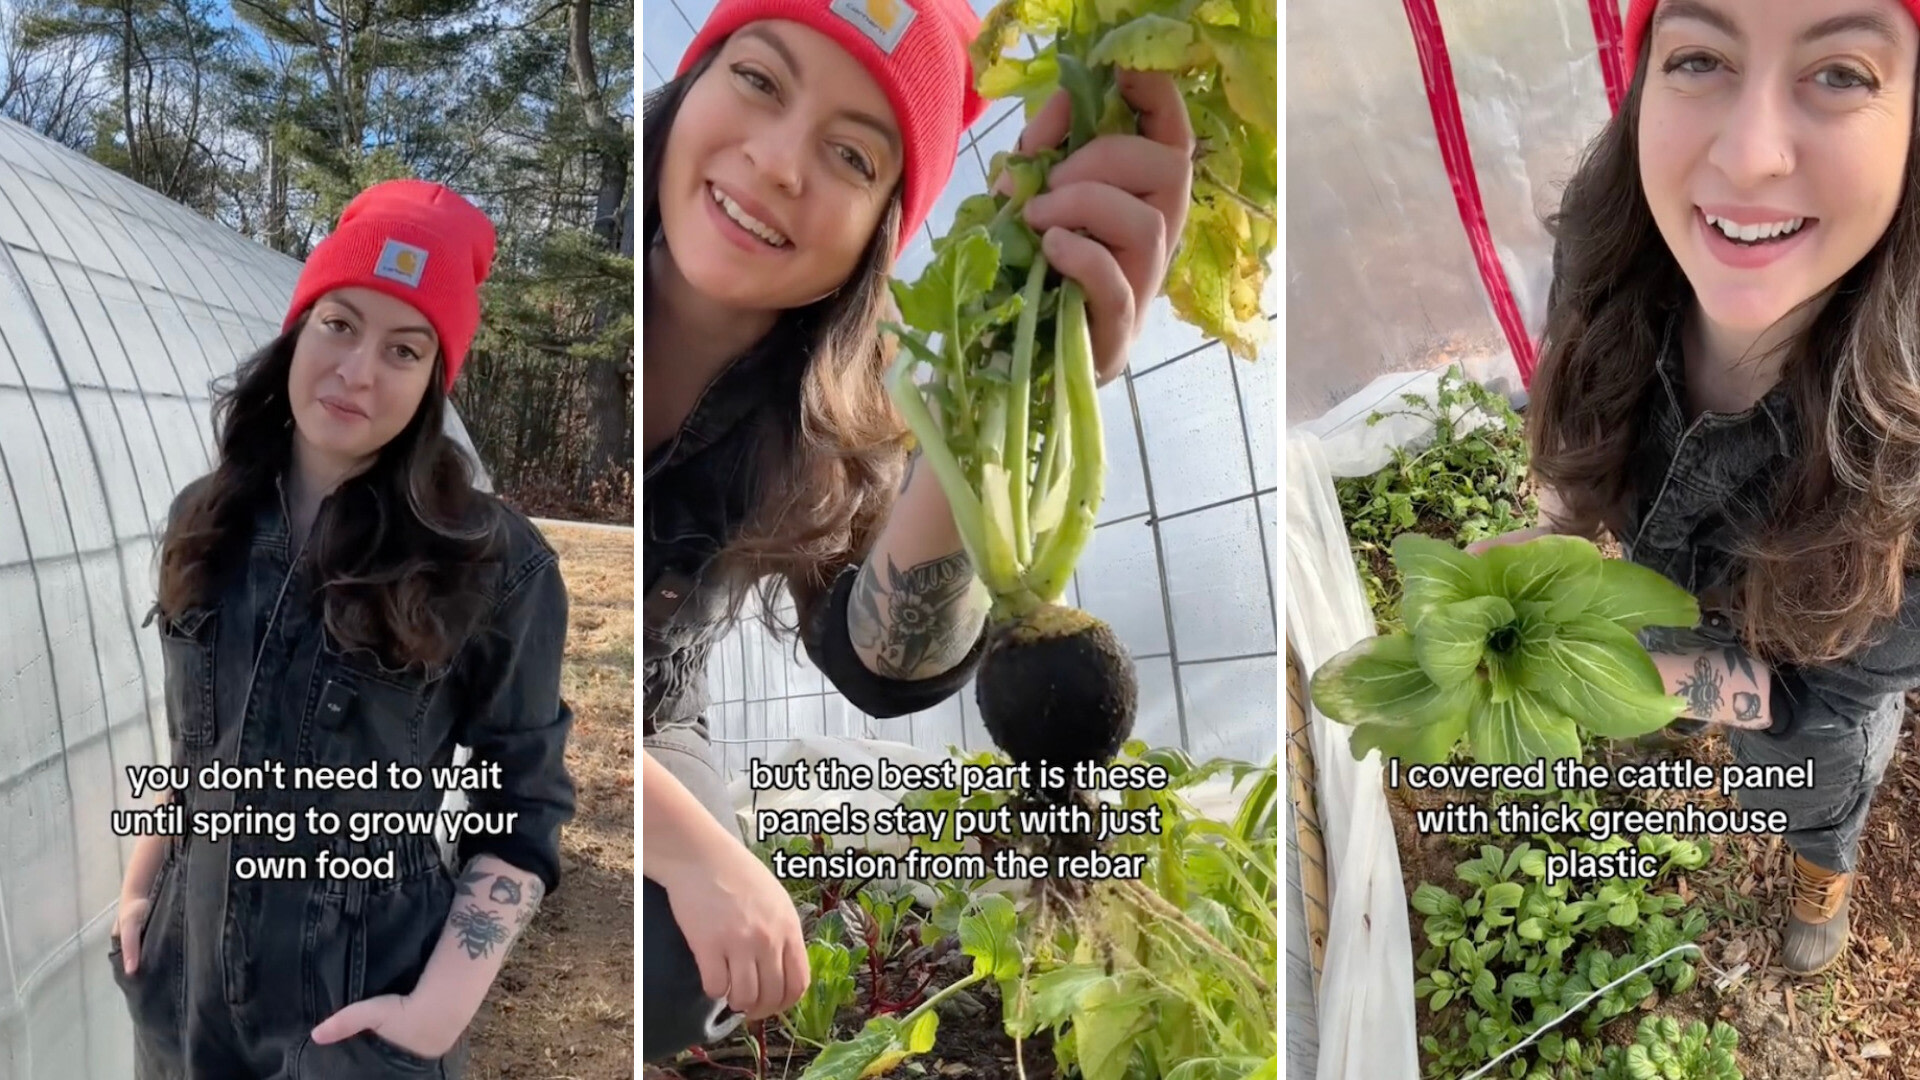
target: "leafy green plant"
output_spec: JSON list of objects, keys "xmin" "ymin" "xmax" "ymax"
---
[
  {"xmin": 883, "ymin": 0, "xmax": 1276, "ymax": 776},
  {"xmin": 788, "ymin": 941, "xmax": 859, "ymax": 1047},
  {"xmin": 1519, "ymin": 1032, "xmax": 1609, "ymax": 1079},
  {"xmin": 903, "ymin": 750, "xmax": 1018, "ymax": 859},
  {"xmin": 1334, "ymin": 365, "xmax": 1536, "ymax": 626},
  {"xmin": 1595, "ymin": 1016, "xmax": 1742, "ymax": 1080},
  {"xmin": 770, "ymin": 744, "xmax": 1277, "ymax": 1080},
  {"xmin": 851, "ymin": 888, "xmax": 918, "ymax": 967},
  {"xmin": 1410, "ymin": 830, "xmax": 1709, "ymax": 1079},
  {"xmin": 967, "ymin": 0, "xmax": 1276, "ymax": 357},
  {"xmin": 800, "ymin": 893, "xmax": 1022, "ymax": 1080},
  {"xmin": 1309, "ymin": 532, "xmax": 1701, "ymax": 764},
  {"xmin": 1001, "ymin": 748, "xmax": 1279, "ymax": 1080}
]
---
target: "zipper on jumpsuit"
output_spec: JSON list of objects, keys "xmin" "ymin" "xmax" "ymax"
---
[
  {"xmin": 219, "ymin": 503, "xmax": 315, "ymax": 1009},
  {"xmin": 1628, "ymin": 411, "xmax": 1708, "ymax": 557}
]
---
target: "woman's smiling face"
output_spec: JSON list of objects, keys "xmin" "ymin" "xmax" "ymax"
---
[
  {"xmin": 1637, "ymin": 0, "xmax": 1917, "ymax": 338},
  {"xmin": 660, "ymin": 20, "xmax": 904, "ymax": 311}
]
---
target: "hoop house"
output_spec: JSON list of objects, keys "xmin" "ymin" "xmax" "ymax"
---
[
  {"xmin": 1286, "ymin": 1, "xmax": 1625, "ymax": 1076},
  {"xmin": 0, "ymin": 117, "xmax": 487, "ymax": 1077}
]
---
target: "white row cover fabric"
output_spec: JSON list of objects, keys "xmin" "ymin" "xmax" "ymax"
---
[{"xmin": 1285, "ymin": 430, "xmax": 1419, "ymax": 1079}]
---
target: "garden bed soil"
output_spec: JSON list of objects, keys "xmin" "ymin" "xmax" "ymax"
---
[
  {"xmin": 1390, "ymin": 697, "xmax": 1920, "ymax": 1080},
  {"xmin": 1353, "ymin": 482, "xmax": 1571, "ymax": 628}
]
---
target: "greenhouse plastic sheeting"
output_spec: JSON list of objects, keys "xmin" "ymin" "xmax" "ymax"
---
[
  {"xmin": 1285, "ymin": 430, "xmax": 1419, "ymax": 1080},
  {"xmin": 1287, "ymin": 0, "xmax": 1621, "ymax": 429},
  {"xmin": 0, "ymin": 116, "xmax": 488, "ymax": 1077}
]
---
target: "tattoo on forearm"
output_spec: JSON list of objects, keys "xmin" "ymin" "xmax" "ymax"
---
[
  {"xmin": 449, "ymin": 904, "xmax": 511, "ymax": 959},
  {"xmin": 488, "ymin": 876, "xmax": 522, "ymax": 905},
  {"xmin": 1675, "ymin": 656, "xmax": 1724, "ymax": 717},
  {"xmin": 516, "ymin": 876, "xmax": 546, "ymax": 930},
  {"xmin": 850, "ymin": 551, "xmax": 986, "ymax": 679},
  {"xmin": 1721, "ymin": 646, "xmax": 1756, "ymax": 682},
  {"xmin": 1648, "ymin": 639, "xmax": 1767, "ymax": 723},
  {"xmin": 450, "ymin": 866, "xmax": 546, "ymax": 959}
]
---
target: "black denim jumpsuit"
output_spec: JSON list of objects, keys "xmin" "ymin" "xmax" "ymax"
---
[
  {"xmin": 641, "ymin": 341, "xmax": 985, "ymax": 1058},
  {"xmin": 1619, "ymin": 313, "xmax": 1913, "ymax": 873},
  {"xmin": 113, "ymin": 476, "xmax": 577, "ymax": 1078}
]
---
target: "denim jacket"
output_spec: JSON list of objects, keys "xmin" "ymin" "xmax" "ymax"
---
[
  {"xmin": 643, "ymin": 343, "xmax": 984, "ymax": 735},
  {"xmin": 150, "ymin": 476, "xmax": 577, "ymax": 894},
  {"xmin": 1619, "ymin": 316, "xmax": 1920, "ymax": 736}
]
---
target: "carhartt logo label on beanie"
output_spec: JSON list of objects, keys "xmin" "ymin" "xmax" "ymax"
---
[
  {"xmin": 374, "ymin": 238, "xmax": 430, "ymax": 288},
  {"xmin": 829, "ymin": 0, "xmax": 916, "ymax": 54}
]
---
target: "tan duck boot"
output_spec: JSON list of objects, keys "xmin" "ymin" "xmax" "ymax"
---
[{"xmin": 1782, "ymin": 853, "xmax": 1853, "ymax": 976}]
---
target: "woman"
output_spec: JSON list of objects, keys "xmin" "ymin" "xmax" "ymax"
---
[
  {"xmin": 640, "ymin": 0, "xmax": 1194, "ymax": 1058},
  {"xmin": 1476, "ymin": 0, "xmax": 1920, "ymax": 976},
  {"xmin": 112, "ymin": 179, "xmax": 577, "ymax": 1077}
]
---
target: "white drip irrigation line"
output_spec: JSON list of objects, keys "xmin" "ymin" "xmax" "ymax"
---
[{"xmin": 1456, "ymin": 942, "xmax": 1731, "ymax": 1080}]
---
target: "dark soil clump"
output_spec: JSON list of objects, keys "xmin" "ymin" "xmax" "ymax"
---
[{"xmin": 976, "ymin": 604, "xmax": 1137, "ymax": 783}]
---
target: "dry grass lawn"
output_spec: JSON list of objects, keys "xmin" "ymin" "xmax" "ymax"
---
[{"xmin": 467, "ymin": 521, "xmax": 635, "ymax": 1079}]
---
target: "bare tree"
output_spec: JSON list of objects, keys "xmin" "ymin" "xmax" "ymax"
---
[
  {"xmin": 566, "ymin": 0, "xmax": 631, "ymax": 496},
  {"xmin": 0, "ymin": 0, "xmax": 111, "ymax": 144}
]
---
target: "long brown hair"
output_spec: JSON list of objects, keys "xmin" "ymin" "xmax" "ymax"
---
[
  {"xmin": 157, "ymin": 319, "xmax": 504, "ymax": 671},
  {"xmin": 642, "ymin": 51, "xmax": 911, "ymax": 638},
  {"xmin": 1529, "ymin": 37, "xmax": 1920, "ymax": 666}
]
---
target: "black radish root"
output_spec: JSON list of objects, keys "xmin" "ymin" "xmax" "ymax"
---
[{"xmin": 976, "ymin": 602, "xmax": 1138, "ymax": 795}]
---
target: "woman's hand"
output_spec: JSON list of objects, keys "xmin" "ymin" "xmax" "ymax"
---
[
  {"xmin": 1004, "ymin": 69, "xmax": 1195, "ymax": 386},
  {"xmin": 656, "ymin": 838, "xmax": 811, "ymax": 1021},
  {"xmin": 311, "ymin": 990, "xmax": 467, "ymax": 1059},
  {"xmin": 112, "ymin": 896, "xmax": 152, "ymax": 976},
  {"xmin": 113, "ymin": 828, "xmax": 171, "ymax": 975},
  {"xmin": 1464, "ymin": 524, "xmax": 1558, "ymax": 557}
]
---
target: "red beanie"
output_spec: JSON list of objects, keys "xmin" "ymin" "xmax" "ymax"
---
[
  {"xmin": 677, "ymin": 0, "xmax": 989, "ymax": 255},
  {"xmin": 1622, "ymin": 0, "xmax": 1920, "ymax": 85},
  {"xmin": 283, "ymin": 179, "xmax": 497, "ymax": 389}
]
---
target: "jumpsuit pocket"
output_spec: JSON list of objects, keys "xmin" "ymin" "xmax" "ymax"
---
[
  {"xmin": 352, "ymin": 871, "xmax": 461, "ymax": 1070},
  {"xmin": 108, "ymin": 848, "xmax": 185, "ymax": 1068},
  {"xmin": 291, "ymin": 1032, "xmax": 443, "ymax": 1079},
  {"xmin": 156, "ymin": 606, "xmax": 219, "ymax": 750},
  {"xmin": 109, "ymin": 846, "xmax": 176, "ymax": 983},
  {"xmin": 299, "ymin": 874, "xmax": 456, "ymax": 1077},
  {"xmin": 306, "ymin": 629, "xmax": 450, "ymax": 775}
]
